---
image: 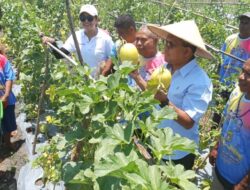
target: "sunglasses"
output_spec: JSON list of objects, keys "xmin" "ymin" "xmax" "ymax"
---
[{"xmin": 79, "ymin": 14, "xmax": 94, "ymax": 22}]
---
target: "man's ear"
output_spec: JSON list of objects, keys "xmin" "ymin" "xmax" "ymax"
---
[
  {"xmin": 128, "ymin": 26, "xmax": 136, "ymax": 33},
  {"xmin": 184, "ymin": 46, "xmax": 194, "ymax": 60}
]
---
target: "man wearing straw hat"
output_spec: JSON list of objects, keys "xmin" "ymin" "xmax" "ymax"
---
[{"xmin": 147, "ymin": 20, "xmax": 213, "ymax": 169}]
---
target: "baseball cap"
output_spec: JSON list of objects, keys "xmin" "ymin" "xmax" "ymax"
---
[{"xmin": 79, "ymin": 4, "xmax": 98, "ymax": 17}]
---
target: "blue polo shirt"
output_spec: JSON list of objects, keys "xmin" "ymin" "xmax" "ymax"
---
[{"xmin": 158, "ymin": 59, "xmax": 213, "ymax": 160}]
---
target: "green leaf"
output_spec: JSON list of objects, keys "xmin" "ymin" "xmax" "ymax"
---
[
  {"xmin": 19, "ymin": 73, "xmax": 32, "ymax": 81},
  {"xmin": 151, "ymin": 106, "xmax": 177, "ymax": 122},
  {"xmin": 116, "ymin": 61, "xmax": 138, "ymax": 75},
  {"xmin": 149, "ymin": 128, "xmax": 197, "ymax": 161},
  {"xmin": 106, "ymin": 123, "xmax": 131, "ymax": 144},
  {"xmin": 107, "ymin": 72, "xmax": 121, "ymax": 89},
  {"xmin": 160, "ymin": 164, "xmax": 198, "ymax": 190},
  {"xmin": 77, "ymin": 95, "xmax": 94, "ymax": 114},
  {"xmin": 94, "ymin": 138, "xmax": 119, "ymax": 163},
  {"xmin": 92, "ymin": 114, "xmax": 106, "ymax": 123},
  {"xmin": 95, "ymin": 176, "xmax": 124, "ymax": 190},
  {"xmin": 124, "ymin": 160, "xmax": 171, "ymax": 190},
  {"xmin": 54, "ymin": 71, "xmax": 64, "ymax": 80},
  {"xmin": 94, "ymin": 151, "xmax": 138, "ymax": 178}
]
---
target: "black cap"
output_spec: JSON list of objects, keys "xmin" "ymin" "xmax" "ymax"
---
[{"xmin": 238, "ymin": 12, "xmax": 250, "ymax": 19}]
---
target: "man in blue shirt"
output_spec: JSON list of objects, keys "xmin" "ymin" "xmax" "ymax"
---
[
  {"xmin": 213, "ymin": 12, "xmax": 250, "ymax": 128},
  {"xmin": 147, "ymin": 20, "xmax": 213, "ymax": 169}
]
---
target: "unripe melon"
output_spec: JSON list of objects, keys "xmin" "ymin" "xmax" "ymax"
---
[
  {"xmin": 119, "ymin": 43, "xmax": 139, "ymax": 64},
  {"xmin": 147, "ymin": 66, "xmax": 171, "ymax": 93}
]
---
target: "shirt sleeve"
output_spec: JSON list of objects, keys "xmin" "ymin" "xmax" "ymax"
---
[
  {"xmin": 105, "ymin": 37, "xmax": 114, "ymax": 60},
  {"xmin": 182, "ymin": 83, "xmax": 213, "ymax": 123},
  {"xmin": 4, "ymin": 60, "xmax": 15, "ymax": 81},
  {"xmin": 111, "ymin": 43, "xmax": 118, "ymax": 59},
  {"xmin": 62, "ymin": 35, "xmax": 76, "ymax": 53}
]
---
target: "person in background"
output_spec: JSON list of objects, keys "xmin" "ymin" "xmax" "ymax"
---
[
  {"xmin": 209, "ymin": 59, "xmax": 250, "ymax": 190},
  {"xmin": 219, "ymin": 12, "xmax": 250, "ymax": 87},
  {"xmin": 147, "ymin": 20, "xmax": 213, "ymax": 170},
  {"xmin": 129, "ymin": 25, "xmax": 166, "ymax": 90},
  {"xmin": 101, "ymin": 14, "xmax": 137, "ymax": 76},
  {"xmin": 213, "ymin": 12, "xmax": 250, "ymax": 127},
  {"xmin": 42, "ymin": 4, "xmax": 114, "ymax": 78},
  {"xmin": 0, "ymin": 45, "xmax": 17, "ymax": 150}
]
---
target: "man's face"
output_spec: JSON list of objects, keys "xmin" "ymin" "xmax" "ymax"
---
[
  {"xmin": 164, "ymin": 34, "xmax": 188, "ymax": 65},
  {"xmin": 239, "ymin": 17, "xmax": 250, "ymax": 39},
  {"xmin": 238, "ymin": 60, "xmax": 250, "ymax": 96},
  {"xmin": 135, "ymin": 31, "xmax": 156, "ymax": 58},
  {"xmin": 80, "ymin": 13, "xmax": 98, "ymax": 32}
]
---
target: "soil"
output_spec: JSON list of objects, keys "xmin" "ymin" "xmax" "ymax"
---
[{"xmin": 0, "ymin": 126, "xmax": 27, "ymax": 190}]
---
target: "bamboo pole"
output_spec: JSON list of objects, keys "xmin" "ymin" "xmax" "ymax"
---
[
  {"xmin": 65, "ymin": 0, "xmax": 84, "ymax": 66},
  {"xmin": 32, "ymin": 50, "xmax": 50, "ymax": 155},
  {"xmin": 205, "ymin": 43, "xmax": 246, "ymax": 63}
]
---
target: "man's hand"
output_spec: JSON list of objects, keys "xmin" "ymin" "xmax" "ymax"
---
[
  {"xmin": 209, "ymin": 148, "xmax": 217, "ymax": 166},
  {"xmin": 0, "ymin": 95, "xmax": 8, "ymax": 108},
  {"xmin": 129, "ymin": 70, "xmax": 147, "ymax": 91},
  {"xmin": 209, "ymin": 143, "xmax": 219, "ymax": 166},
  {"xmin": 42, "ymin": 36, "xmax": 55, "ymax": 45},
  {"xmin": 129, "ymin": 69, "xmax": 140, "ymax": 79},
  {"xmin": 154, "ymin": 89, "xmax": 169, "ymax": 107},
  {"xmin": 233, "ymin": 173, "xmax": 250, "ymax": 190}
]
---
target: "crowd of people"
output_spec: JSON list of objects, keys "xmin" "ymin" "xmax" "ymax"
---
[{"xmin": 2, "ymin": 3, "xmax": 250, "ymax": 189}]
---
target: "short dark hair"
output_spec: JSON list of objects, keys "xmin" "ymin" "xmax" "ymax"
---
[{"xmin": 114, "ymin": 14, "xmax": 136, "ymax": 30}]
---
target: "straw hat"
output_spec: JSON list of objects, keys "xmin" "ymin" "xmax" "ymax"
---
[{"xmin": 147, "ymin": 20, "xmax": 213, "ymax": 59}]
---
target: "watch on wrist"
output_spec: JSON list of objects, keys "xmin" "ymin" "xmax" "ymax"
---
[{"xmin": 160, "ymin": 98, "xmax": 169, "ymax": 108}]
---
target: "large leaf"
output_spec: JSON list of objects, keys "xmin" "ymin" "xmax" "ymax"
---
[
  {"xmin": 62, "ymin": 161, "xmax": 92, "ymax": 183},
  {"xmin": 106, "ymin": 123, "xmax": 132, "ymax": 144},
  {"xmin": 124, "ymin": 160, "xmax": 172, "ymax": 190},
  {"xmin": 77, "ymin": 95, "xmax": 94, "ymax": 114},
  {"xmin": 94, "ymin": 138, "xmax": 119, "ymax": 163},
  {"xmin": 107, "ymin": 71, "xmax": 121, "ymax": 89},
  {"xmin": 149, "ymin": 128, "xmax": 197, "ymax": 161},
  {"xmin": 151, "ymin": 106, "xmax": 177, "ymax": 122},
  {"xmin": 115, "ymin": 61, "xmax": 138, "ymax": 75},
  {"xmin": 95, "ymin": 176, "xmax": 125, "ymax": 190},
  {"xmin": 160, "ymin": 164, "xmax": 198, "ymax": 190},
  {"xmin": 94, "ymin": 151, "xmax": 138, "ymax": 178}
]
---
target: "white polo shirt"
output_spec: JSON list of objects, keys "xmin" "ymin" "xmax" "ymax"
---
[{"xmin": 63, "ymin": 28, "xmax": 113, "ymax": 74}]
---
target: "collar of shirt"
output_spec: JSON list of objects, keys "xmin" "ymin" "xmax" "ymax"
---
[
  {"xmin": 237, "ymin": 33, "xmax": 250, "ymax": 41},
  {"xmin": 170, "ymin": 58, "xmax": 197, "ymax": 78},
  {"xmin": 82, "ymin": 28, "xmax": 102, "ymax": 43}
]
